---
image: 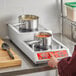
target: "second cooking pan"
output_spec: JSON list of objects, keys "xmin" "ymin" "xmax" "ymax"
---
[{"xmin": 19, "ymin": 15, "xmax": 39, "ymax": 32}]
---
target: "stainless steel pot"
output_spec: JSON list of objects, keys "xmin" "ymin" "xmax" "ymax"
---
[
  {"xmin": 18, "ymin": 15, "xmax": 39, "ymax": 31},
  {"xmin": 34, "ymin": 32, "xmax": 52, "ymax": 50}
]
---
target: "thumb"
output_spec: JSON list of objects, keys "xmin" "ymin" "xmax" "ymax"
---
[{"xmin": 49, "ymin": 53, "xmax": 54, "ymax": 57}]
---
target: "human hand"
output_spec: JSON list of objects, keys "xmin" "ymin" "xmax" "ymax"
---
[{"xmin": 48, "ymin": 53, "xmax": 58, "ymax": 68}]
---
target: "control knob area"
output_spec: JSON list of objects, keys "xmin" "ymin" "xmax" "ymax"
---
[{"xmin": 37, "ymin": 50, "xmax": 68, "ymax": 60}]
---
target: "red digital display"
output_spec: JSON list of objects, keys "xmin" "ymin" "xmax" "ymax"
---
[{"xmin": 37, "ymin": 50, "xmax": 68, "ymax": 60}]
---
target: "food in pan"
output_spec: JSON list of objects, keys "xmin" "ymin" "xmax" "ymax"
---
[{"xmin": 36, "ymin": 32, "xmax": 52, "ymax": 38}]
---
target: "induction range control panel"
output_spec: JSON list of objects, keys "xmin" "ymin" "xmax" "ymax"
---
[{"xmin": 37, "ymin": 50, "xmax": 68, "ymax": 60}]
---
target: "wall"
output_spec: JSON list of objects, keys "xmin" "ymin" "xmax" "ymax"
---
[{"xmin": 0, "ymin": 0, "xmax": 60, "ymax": 38}]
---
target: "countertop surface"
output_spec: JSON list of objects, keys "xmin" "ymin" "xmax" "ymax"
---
[{"xmin": 0, "ymin": 33, "xmax": 75, "ymax": 76}]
